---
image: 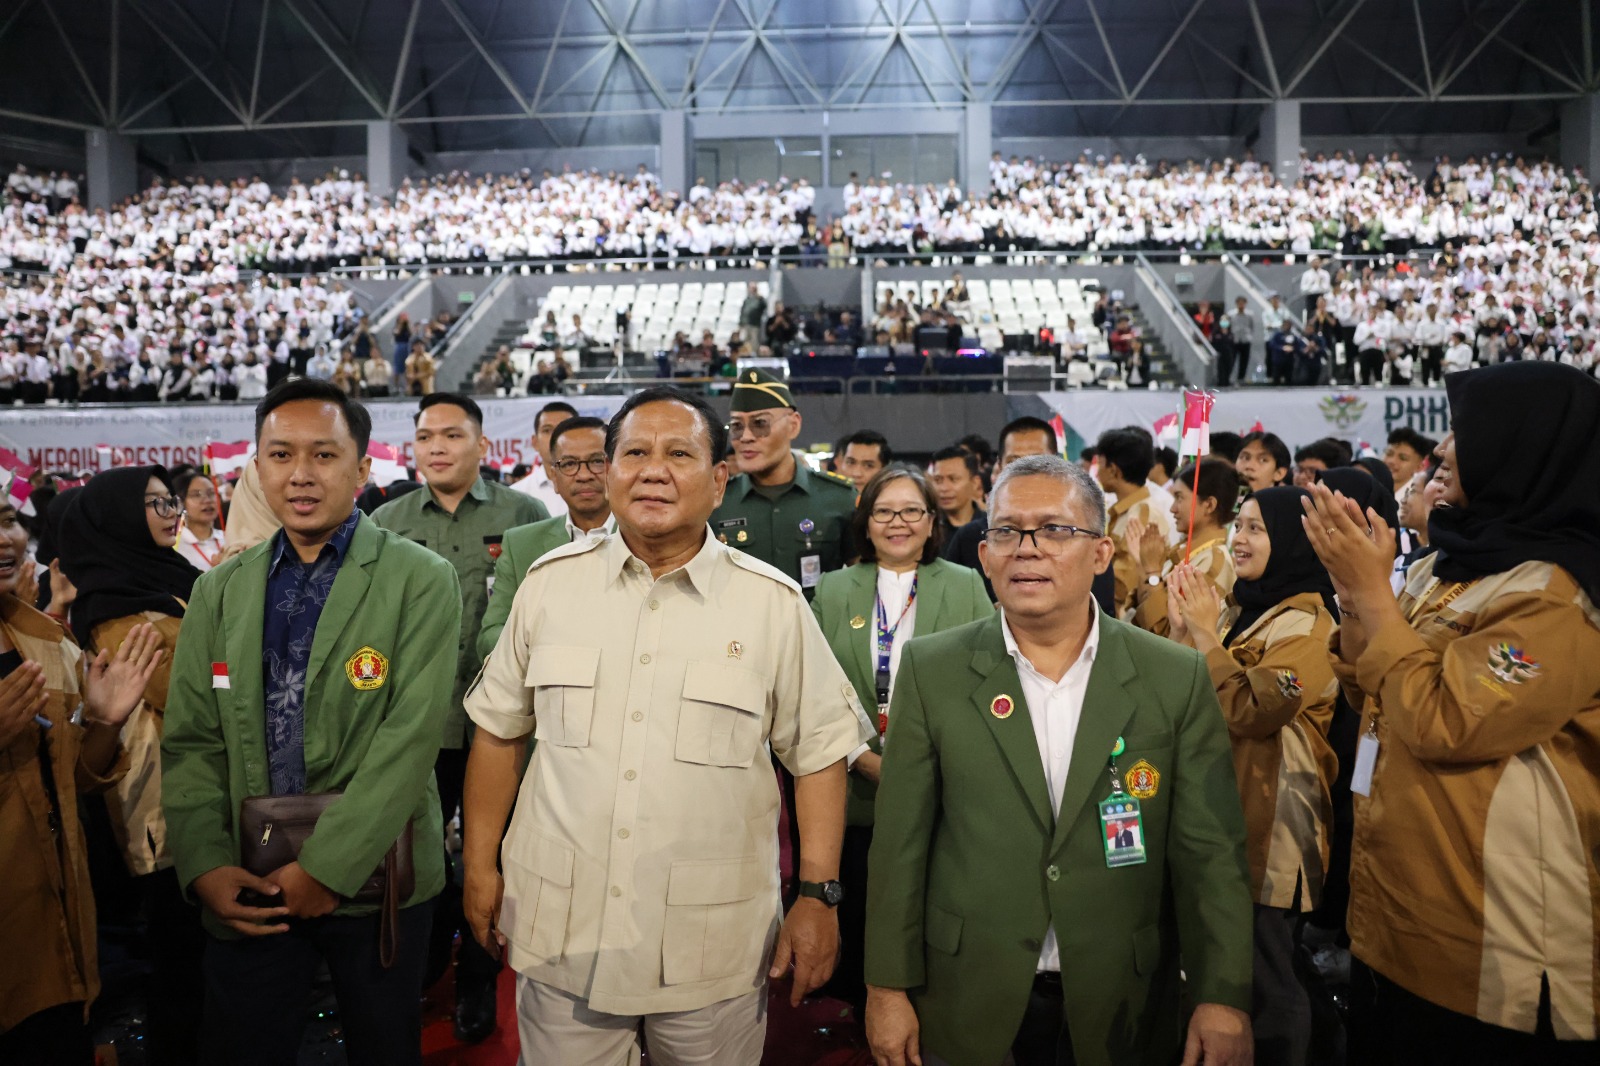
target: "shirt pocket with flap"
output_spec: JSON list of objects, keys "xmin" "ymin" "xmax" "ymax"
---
[
  {"xmin": 504, "ymin": 832, "xmax": 576, "ymax": 963},
  {"xmin": 525, "ymin": 646, "xmax": 602, "ymax": 747},
  {"xmin": 661, "ymin": 855, "xmax": 771, "ymax": 985},
  {"xmin": 676, "ymin": 660, "xmax": 768, "ymax": 768}
]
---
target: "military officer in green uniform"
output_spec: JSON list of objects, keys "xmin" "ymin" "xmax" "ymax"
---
[
  {"xmin": 711, "ymin": 368, "xmax": 857, "ymax": 594},
  {"xmin": 477, "ymin": 415, "xmax": 615, "ymax": 659},
  {"xmin": 369, "ymin": 391, "xmax": 546, "ymax": 1044}
]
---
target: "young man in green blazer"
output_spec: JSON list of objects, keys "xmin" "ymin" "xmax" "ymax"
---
[
  {"xmin": 865, "ymin": 455, "xmax": 1253, "ymax": 1066},
  {"xmin": 811, "ymin": 465, "xmax": 993, "ymax": 1013},
  {"xmin": 162, "ymin": 380, "xmax": 462, "ymax": 1066},
  {"xmin": 477, "ymin": 416, "xmax": 616, "ymax": 660}
]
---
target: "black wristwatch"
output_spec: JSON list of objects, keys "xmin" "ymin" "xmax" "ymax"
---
[{"xmin": 797, "ymin": 879, "xmax": 845, "ymax": 907}]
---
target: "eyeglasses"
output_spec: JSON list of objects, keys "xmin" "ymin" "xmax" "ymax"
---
[
  {"xmin": 869, "ymin": 505, "xmax": 930, "ymax": 525},
  {"xmin": 145, "ymin": 495, "xmax": 183, "ymax": 518},
  {"xmin": 726, "ymin": 412, "xmax": 792, "ymax": 440},
  {"xmin": 185, "ymin": 488, "xmax": 217, "ymax": 502},
  {"xmin": 552, "ymin": 456, "xmax": 608, "ymax": 477},
  {"xmin": 982, "ymin": 524, "xmax": 1101, "ymax": 555}
]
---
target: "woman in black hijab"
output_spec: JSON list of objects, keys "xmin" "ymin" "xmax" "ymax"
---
[
  {"xmin": 1164, "ymin": 485, "xmax": 1339, "ymax": 1066},
  {"xmin": 1305, "ymin": 361, "xmax": 1600, "ymax": 1064},
  {"xmin": 55, "ymin": 466, "xmax": 204, "ymax": 1066}
]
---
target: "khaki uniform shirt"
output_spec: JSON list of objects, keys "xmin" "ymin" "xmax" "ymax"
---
[
  {"xmin": 372, "ymin": 477, "xmax": 548, "ymax": 748},
  {"xmin": 1107, "ymin": 485, "xmax": 1174, "ymax": 613},
  {"xmin": 464, "ymin": 530, "xmax": 873, "ymax": 1015}
]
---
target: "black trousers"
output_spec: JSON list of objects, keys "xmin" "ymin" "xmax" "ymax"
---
[
  {"xmin": 1348, "ymin": 958, "xmax": 1598, "ymax": 1066},
  {"xmin": 1214, "ymin": 338, "xmax": 1239, "ymax": 386},
  {"xmin": 821, "ymin": 823, "xmax": 872, "ymax": 1015},
  {"xmin": 1358, "ymin": 348, "xmax": 1385, "ymax": 385},
  {"xmin": 139, "ymin": 867, "xmax": 207, "ymax": 1066},
  {"xmin": 202, "ymin": 901, "xmax": 434, "ymax": 1066},
  {"xmin": 0, "ymin": 1002, "xmax": 94, "ymax": 1066},
  {"xmin": 1010, "ymin": 972, "xmax": 1077, "ymax": 1066},
  {"xmin": 427, "ymin": 746, "xmax": 502, "ymax": 991}
]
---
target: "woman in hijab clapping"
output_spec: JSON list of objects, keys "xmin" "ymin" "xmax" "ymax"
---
[
  {"xmin": 57, "ymin": 466, "xmax": 204, "ymax": 1066},
  {"xmin": 1303, "ymin": 361, "xmax": 1600, "ymax": 1064},
  {"xmin": 1165, "ymin": 486, "xmax": 1340, "ymax": 1066}
]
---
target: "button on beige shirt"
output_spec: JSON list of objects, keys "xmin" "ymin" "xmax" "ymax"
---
[{"xmin": 465, "ymin": 528, "xmax": 873, "ymax": 1015}]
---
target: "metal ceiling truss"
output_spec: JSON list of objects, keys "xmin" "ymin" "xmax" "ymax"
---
[{"xmin": 0, "ymin": 0, "xmax": 1590, "ymax": 150}]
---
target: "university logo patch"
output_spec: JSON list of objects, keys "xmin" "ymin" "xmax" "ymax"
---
[
  {"xmin": 1276, "ymin": 669, "xmax": 1303, "ymax": 699},
  {"xmin": 1125, "ymin": 759, "xmax": 1160, "ymax": 799},
  {"xmin": 346, "ymin": 646, "xmax": 389, "ymax": 690},
  {"xmin": 1487, "ymin": 643, "xmax": 1539, "ymax": 685}
]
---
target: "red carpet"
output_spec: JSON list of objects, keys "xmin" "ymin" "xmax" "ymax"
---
[{"xmin": 421, "ymin": 967, "xmax": 870, "ymax": 1065}]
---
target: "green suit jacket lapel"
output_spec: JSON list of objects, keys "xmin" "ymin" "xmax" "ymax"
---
[
  {"xmin": 967, "ymin": 613, "xmax": 1053, "ymax": 834},
  {"xmin": 1049, "ymin": 615, "xmax": 1138, "ymax": 858},
  {"xmin": 910, "ymin": 560, "xmax": 948, "ymax": 637},
  {"xmin": 845, "ymin": 565, "xmax": 876, "ymax": 688},
  {"xmin": 306, "ymin": 516, "xmax": 379, "ymax": 690}
]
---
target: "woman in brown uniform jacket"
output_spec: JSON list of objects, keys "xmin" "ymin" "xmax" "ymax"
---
[
  {"xmin": 1306, "ymin": 361, "xmax": 1600, "ymax": 1065},
  {"xmin": 1166, "ymin": 485, "xmax": 1339, "ymax": 1066},
  {"xmin": 57, "ymin": 466, "xmax": 204, "ymax": 1066},
  {"xmin": 1128, "ymin": 456, "xmax": 1243, "ymax": 635},
  {"xmin": 0, "ymin": 494, "xmax": 163, "ymax": 1064}
]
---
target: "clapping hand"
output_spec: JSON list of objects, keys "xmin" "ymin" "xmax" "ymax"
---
[
  {"xmin": 1127, "ymin": 518, "xmax": 1168, "ymax": 578},
  {"xmin": 82, "ymin": 622, "xmax": 163, "ymax": 728}
]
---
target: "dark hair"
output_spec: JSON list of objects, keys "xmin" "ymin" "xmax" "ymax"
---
[
  {"xmin": 1294, "ymin": 438, "xmax": 1348, "ymax": 469},
  {"xmin": 172, "ymin": 470, "xmax": 212, "ymax": 500},
  {"xmin": 956, "ymin": 433, "xmax": 994, "ymax": 466},
  {"xmin": 415, "ymin": 391, "xmax": 484, "ymax": 429},
  {"xmin": 1172, "ymin": 458, "xmax": 1248, "ymax": 524},
  {"xmin": 1152, "ymin": 445, "xmax": 1178, "ymax": 477},
  {"xmin": 930, "ymin": 445, "xmax": 980, "ymax": 478},
  {"xmin": 1240, "ymin": 431, "xmax": 1291, "ymax": 478},
  {"xmin": 851, "ymin": 465, "xmax": 944, "ymax": 565},
  {"xmin": 997, "ymin": 416, "xmax": 1057, "ymax": 458},
  {"xmin": 255, "ymin": 377, "xmax": 372, "ymax": 456},
  {"xmin": 549, "ymin": 415, "xmax": 608, "ymax": 456},
  {"xmin": 837, "ymin": 429, "xmax": 892, "ymax": 464},
  {"xmin": 1078, "ymin": 446, "xmax": 1097, "ymax": 462},
  {"xmin": 1386, "ymin": 426, "xmax": 1438, "ymax": 458},
  {"xmin": 537, "ymin": 401, "xmax": 580, "ymax": 427},
  {"xmin": 1094, "ymin": 428, "xmax": 1154, "ymax": 486},
  {"xmin": 604, "ymin": 385, "xmax": 727, "ymax": 463},
  {"xmin": 1209, "ymin": 431, "xmax": 1244, "ymax": 463}
]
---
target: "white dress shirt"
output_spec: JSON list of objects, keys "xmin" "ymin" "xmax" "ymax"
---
[
  {"xmin": 509, "ymin": 459, "xmax": 567, "ymax": 517},
  {"xmin": 564, "ymin": 511, "xmax": 616, "ymax": 543},
  {"xmin": 175, "ymin": 523, "xmax": 226, "ymax": 571},
  {"xmin": 1000, "ymin": 606, "xmax": 1102, "ymax": 973},
  {"xmin": 871, "ymin": 566, "xmax": 920, "ymax": 697}
]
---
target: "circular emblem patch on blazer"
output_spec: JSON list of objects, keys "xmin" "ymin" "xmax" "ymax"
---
[
  {"xmin": 346, "ymin": 646, "xmax": 389, "ymax": 691},
  {"xmin": 1125, "ymin": 759, "xmax": 1160, "ymax": 799},
  {"xmin": 990, "ymin": 694, "xmax": 1015, "ymax": 720}
]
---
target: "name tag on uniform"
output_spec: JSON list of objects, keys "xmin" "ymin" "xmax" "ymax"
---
[
  {"xmin": 800, "ymin": 554, "xmax": 821, "ymax": 588},
  {"xmin": 1100, "ymin": 796, "xmax": 1147, "ymax": 868},
  {"xmin": 486, "ymin": 575, "xmax": 496, "ymax": 597},
  {"xmin": 1351, "ymin": 734, "xmax": 1379, "ymax": 797}
]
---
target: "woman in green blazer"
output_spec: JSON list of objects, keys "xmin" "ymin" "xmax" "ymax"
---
[{"xmin": 811, "ymin": 464, "xmax": 992, "ymax": 1012}]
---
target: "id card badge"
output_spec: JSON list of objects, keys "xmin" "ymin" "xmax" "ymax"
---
[
  {"xmin": 486, "ymin": 574, "xmax": 496, "ymax": 597},
  {"xmin": 1100, "ymin": 795, "xmax": 1148, "ymax": 868},
  {"xmin": 800, "ymin": 554, "xmax": 822, "ymax": 588},
  {"xmin": 1351, "ymin": 734, "xmax": 1379, "ymax": 797}
]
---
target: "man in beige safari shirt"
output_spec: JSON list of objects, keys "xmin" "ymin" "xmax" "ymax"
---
[{"xmin": 463, "ymin": 385, "xmax": 872, "ymax": 1063}]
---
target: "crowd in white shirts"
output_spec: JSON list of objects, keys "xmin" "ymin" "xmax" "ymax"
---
[{"xmin": 2, "ymin": 149, "xmax": 1597, "ymax": 401}]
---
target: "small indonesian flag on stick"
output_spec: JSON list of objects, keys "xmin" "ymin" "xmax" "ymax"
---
[
  {"xmin": 1047, "ymin": 414, "xmax": 1068, "ymax": 457},
  {"xmin": 1152, "ymin": 411, "xmax": 1180, "ymax": 446},
  {"xmin": 1180, "ymin": 390, "xmax": 1216, "ymax": 562},
  {"xmin": 1, "ymin": 469, "xmax": 34, "ymax": 517},
  {"xmin": 203, "ymin": 440, "xmax": 253, "ymax": 479},
  {"xmin": 367, "ymin": 441, "xmax": 407, "ymax": 489}
]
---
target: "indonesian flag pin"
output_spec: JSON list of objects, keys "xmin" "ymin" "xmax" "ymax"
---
[
  {"xmin": 211, "ymin": 663, "xmax": 231, "ymax": 690},
  {"xmin": 990, "ymin": 694, "xmax": 1015, "ymax": 720}
]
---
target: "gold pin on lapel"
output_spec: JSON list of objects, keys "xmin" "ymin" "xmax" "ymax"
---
[
  {"xmin": 849, "ymin": 615, "xmax": 867, "ymax": 629},
  {"xmin": 727, "ymin": 640, "xmax": 743, "ymax": 660},
  {"xmin": 991, "ymin": 694, "xmax": 1015, "ymax": 719},
  {"xmin": 736, "ymin": 530, "xmax": 748, "ymax": 543}
]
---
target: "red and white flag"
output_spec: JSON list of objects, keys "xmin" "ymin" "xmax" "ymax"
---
[
  {"xmin": 1047, "ymin": 414, "xmax": 1068, "ymax": 457},
  {"xmin": 204, "ymin": 440, "xmax": 253, "ymax": 478},
  {"xmin": 0, "ymin": 446, "xmax": 35, "ymax": 482},
  {"xmin": 1152, "ymin": 411, "xmax": 1180, "ymax": 445},
  {"xmin": 1, "ymin": 469, "xmax": 34, "ymax": 517},
  {"xmin": 367, "ymin": 441, "xmax": 407, "ymax": 488},
  {"xmin": 211, "ymin": 662, "xmax": 231, "ymax": 690},
  {"xmin": 1179, "ymin": 390, "xmax": 1216, "ymax": 461}
]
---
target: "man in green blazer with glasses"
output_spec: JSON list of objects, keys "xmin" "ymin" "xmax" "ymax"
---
[{"xmin": 864, "ymin": 454, "xmax": 1253, "ymax": 1066}]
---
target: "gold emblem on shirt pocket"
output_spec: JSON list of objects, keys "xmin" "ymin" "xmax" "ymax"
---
[
  {"xmin": 506, "ymin": 832, "xmax": 575, "ymax": 963},
  {"xmin": 661, "ymin": 856, "xmax": 768, "ymax": 985},
  {"xmin": 525, "ymin": 646, "xmax": 602, "ymax": 747},
  {"xmin": 676, "ymin": 660, "xmax": 767, "ymax": 768}
]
